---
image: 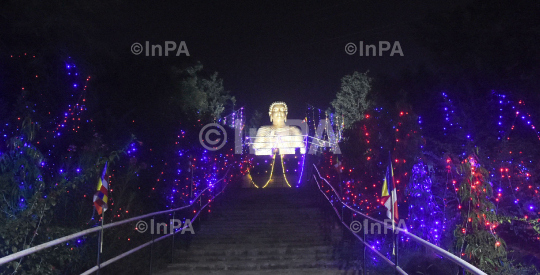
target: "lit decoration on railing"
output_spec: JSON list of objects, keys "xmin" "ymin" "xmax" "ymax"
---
[
  {"xmin": 164, "ymin": 108, "xmax": 249, "ymax": 213},
  {"xmin": 296, "ymin": 134, "xmax": 307, "ymax": 188},
  {"xmin": 305, "ymin": 104, "xmax": 344, "ymax": 155}
]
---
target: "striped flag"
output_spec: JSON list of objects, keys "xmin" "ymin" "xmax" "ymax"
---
[
  {"xmin": 381, "ymin": 156, "xmax": 398, "ymax": 223},
  {"xmin": 93, "ymin": 162, "xmax": 109, "ymax": 215}
]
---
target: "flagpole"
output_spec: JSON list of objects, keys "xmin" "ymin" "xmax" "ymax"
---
[
  {"xmin": 392, "ymin": 195, "xmax": 398, "ymax": 274},
  {"xmin": 394, "ymin": 185, "xmax": 399, "ymax": 274},
  {"xmin": 96, "ymin": 218, "xmax": 100, "ymax": 275},
  {"xmin": 391, "ymin": 184, "xmax": 396, "ymax": 258},
  {"xmin": 338, "ymin": 157, "xmax": 343, "ymax": 222},
  {"xmin": 388, "ymin": 150, "xmax": 397, "ymax": 274},
  {"xmin": 100, "ymin": 210, "xmax": 104, "ymax": 253},
  {"xmin": 94, "ymin": 161, "xmax": 108, "ymax": 275},
  {"xmin": 97, "ymin": 210, "xmax": 104, "ymax": 275}
]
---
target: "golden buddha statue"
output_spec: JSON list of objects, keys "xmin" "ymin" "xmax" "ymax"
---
[{"xmin": 252, "ymin": 101, "xmax": 306, "ymax": 155}]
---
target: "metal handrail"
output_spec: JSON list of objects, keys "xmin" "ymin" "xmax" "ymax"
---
[
  {"xmin": 312, "ymin": 164, "xmax": 487, "ymax": 275},
  {"xmin": 0, "ymin": 167, "xmax": 231, "ymax": 273},
  {"xmin": 80, "ymin": 177, "xmax": 228, "ymax": 275},
  {"xmin": 312, "ymin": 174, "xmax": 407, "ymax": 275}
]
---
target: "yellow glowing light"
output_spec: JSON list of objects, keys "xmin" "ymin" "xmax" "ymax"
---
[
  {"xmin": 262, "ymin": 154, "xmax": 277, "ymax": 188},
  {"xmin": 246, "ymin": 169, "xmax": 260, "ymax": 188},
  {"xmin": 251, "ymin": 153, "xmax": 292, "ymax": 188},
  {"xmin": 280, "ymin": 155, "xmax": 291, "ymax": 187}
]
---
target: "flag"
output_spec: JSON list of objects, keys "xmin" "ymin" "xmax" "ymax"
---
[
  {"xmin": 381, "ymin": 155, "xmax": 398, "ymax": 223},
  {"xmin": 93, "ymin": 162, "xmax": 109, "ymax": 215}
]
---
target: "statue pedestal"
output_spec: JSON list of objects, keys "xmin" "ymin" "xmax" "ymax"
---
[{"xmin": 243, "ymin": 153, "xmax": 303, "ymax": 188}]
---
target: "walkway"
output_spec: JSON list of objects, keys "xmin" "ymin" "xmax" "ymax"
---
[{"xmin": 158, "ymin": 187, "xmax": 362, "ymax": 274}]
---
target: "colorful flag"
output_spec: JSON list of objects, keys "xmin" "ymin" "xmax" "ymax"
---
[
  {"xmin": 381, "ymin": 155, "xmax": 398, "ymax": 223},
  {"xmin": 93, "ymin": 162, "xmax": 108, "ymax": 215}
]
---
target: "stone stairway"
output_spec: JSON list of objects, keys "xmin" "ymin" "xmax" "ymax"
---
[{"xmin": 158, "ymin": 187, "xmax": 362, "ymax": 274}]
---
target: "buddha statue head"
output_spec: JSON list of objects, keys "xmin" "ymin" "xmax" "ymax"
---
[{"xmin": 269, "ymin": 101, "xmax": 288, "ymax": 127}]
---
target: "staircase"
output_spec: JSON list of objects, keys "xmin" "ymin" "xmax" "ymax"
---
[{"xmin": 158, "ymin": 187, "xmax": 360, "ymax": 274}]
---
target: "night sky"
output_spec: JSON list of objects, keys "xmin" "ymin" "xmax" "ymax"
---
[{"xmin": 115, "ymin": 0, "xmax": 467, "ymax": 118}]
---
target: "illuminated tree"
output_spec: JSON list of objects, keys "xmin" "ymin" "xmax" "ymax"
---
[
  {"xmin": 331, "ymin": 71, "xmax": 373, "ymax": 128},
  {"xmin": 171, "ymin": 64, "xmax": 235, "ymax": 121},
  {"xmin": 454, "ymin": 154, "xmax": 507, "ymax": 273}
]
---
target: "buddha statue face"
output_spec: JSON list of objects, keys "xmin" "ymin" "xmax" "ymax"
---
[{"xmin": 269, "ymin": 102, "xmax": 287, "ymax": 126}]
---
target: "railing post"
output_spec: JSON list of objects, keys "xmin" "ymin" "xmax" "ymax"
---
[
  {"xmin": 395, "ymin": 230, "xmax": 399, "ymax": 275},
  {"xmin": 194, "ymin": 203, "xmax": 199, "ymax": 230},
  {"xmin": 96, "ymin": 231, "xmax": 101, "ymax": 275},
  {"xmin": 339, "ymin": 174, "xmax": 343, "ymax": 222},
  {"xmin": 171, "ymin": 211, "xmax": 176, "ymax": 263},
  {"xmin": 362, "ymin": 217, "xmax": 366, "ymax": 275},
  {"xmin": 149, "ymin": 216, "xmax": 155, "ymax": 275}
]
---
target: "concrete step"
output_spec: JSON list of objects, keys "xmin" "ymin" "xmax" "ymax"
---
[
  {"xmin": 216, "ymin": 204, "xmax": 321, "ymax": 210},
  {"xmin": 166, "ymin": 258, "xmax": 339, "ymax": 271},
  {"xmin": 191, "ymin": 234, "xmax": 330, "ymax": 243},
  {"xmin": 192, "ymin": 239, "xmax": 330, "ymax": 247},
  {"xmin": 193, "ymin": 231, "xmax": 326, "ymax": 238},
  {"xmin": 175, "ymin": 245, "xmax": 334, "ymax": 257},
  {"xmin": 196, "ymin": 226, "xmax": 325, "ymax": 232},
  {"xmin": 195, "ymin": 228, "xmax": 326, "ymax": 235},
  {"xmin": 157, "ymin": 267, "xmax": 362, "ymax": 275},
  {"xmin": 195, "ymin": 225, "xmax": 326, "ymax": 233},
  {"xmin": 158, "ymin": 185, "xmax": 345, "ymax": 274},
  {"xmin": 195, "ymin": 226, "xmax": 326, "ymax": 234},
  {"xmin": 202, "ymin": 215, "xmax": 325, "ymax": 220},
  {"xmin": 192, "ymin": 236, "xmax": 328, "ymax": 242},
  {"xmin": 198, "ymin": 218, "xmax": 325, "ymax": 224},
  {"xmin": 174, "ymin": 251, "xmax": 334, "ymax": 263},
  {"xmin": 210, "ymin": 208, "xmax": 322, "ymax": 215}
]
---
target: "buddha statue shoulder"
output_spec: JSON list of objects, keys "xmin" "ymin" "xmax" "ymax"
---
[{"xmin": 252, "ymin": 101, "xmax": 306, "ymax": 155}]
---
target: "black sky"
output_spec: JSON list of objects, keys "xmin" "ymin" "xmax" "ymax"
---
[{"xmin": 101, "ymin": 1, "xmax": 467, "ymax": 118}]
